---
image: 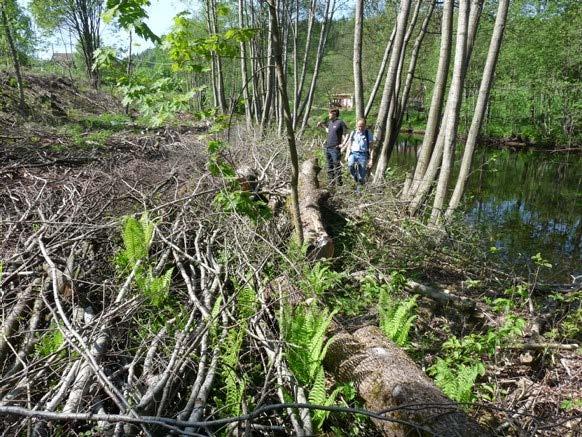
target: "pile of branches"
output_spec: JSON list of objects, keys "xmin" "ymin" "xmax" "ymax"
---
[{"xmin": 0, "ymin": 126, "xmax": 324, "ymax": 435}]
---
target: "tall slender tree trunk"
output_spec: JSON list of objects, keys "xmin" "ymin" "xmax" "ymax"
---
[
  {"xmin": 266, "ymin": 0, "xmax": 304, "ymax": 247},
  {"xmin": 249, "ymin": 1, "xmax": 262, "ymax": 123},
  {"xmin": 445, "ymin": 0, "xmax": 509, "ymax": 218},
  {"xmin": 374, "ymin": 0, "xmax": 426, "ymax": 174},
  {"xmin": 212, "ymin": 0, "xmax": 227, "ymax": 112},
  {"xmin": 238, "ymin": 0, "xmax": 251, "ymax": 126},
  {"xmin": 404, "ymin": 0, "xmax": 454, "ymax": 199},
  {"xmin": 1, "ymin": 2, "xmax": 27, "ymax": 116},
  {"xmin": 398, "ymin": 0, "xmax": 435, "ymax": 127},
  {"xmin": 429, "ymin": 0, "xmax": 470, "ymax": 225},
  {"xmin": 293, "ymin": 0, "xmax": 316, "ymax": 128},
  {"xmin": 353, "ymin": 0, "xmax": 365, "ymax": 119},
  {"xmin": 371, "ymin": 0, "xmax": 412, "ymax": 182},
  {"xmin": 260, "ymin": 13, "xmax": 275, "ymax": 130},
  {"xmin": 364, "ymin": 27, "xmax": 396, "ymax": 118},
  {"xmin": 298, "ymin": 0, "xmax": 334, "ymax": 136},
  {"xmin": 205, "ymin": 0, "xmax": 227, "ymax": 112}
]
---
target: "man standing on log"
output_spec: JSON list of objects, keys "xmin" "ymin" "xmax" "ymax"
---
[{"xmin": 317, "ymin": 108, "xmax": 348, "ymax": 187}]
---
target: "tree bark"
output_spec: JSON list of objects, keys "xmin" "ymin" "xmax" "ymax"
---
[
  {"xmin": 429, "ymin": 0, "xmax": 471, "ymax": 225},
  {"xmin": 353, "ymin": 0, "xmax": 365, "ymax": 119},
  {"xmin": 325, "ymin": 326, "xmax": 490, "ymax": 436},
  {"xmin": 298, "ymin": 158, "xmax": 334, "ymax": 260},
  {"xmin": 397, "ymin": 0, "xmax": 435, "ymax": 129},
  {"xmin": 266, "ymin": 0, "xmax": 304, "ymax": 246},
  {"xmin": 364, "ymin": 27, "xmax": 396, "ymax": 119},
  {"xmin": 293, "ymin": 0, "xmax": 316, "ymax": 128},
  {"xmin": 445, "ymin": 0, "xmax": 509, "ymax": 218},
  {"xmin": 404, "ymin": 0, "xmax": 453, "ymax": 199},
  {"xmin": 373, "ymin": 0, "xmax": 424, "ymax": 178},
  {"xmin": 238, "ymin": 0, "xmax": 252, "ymax": 126},
  {"xmin": 371, "ymin": 0, "xmax": 412, "ymax": 182},
  {"xmin": 298, "ymin": 0, "xmax": 334, "ymax": 136}
]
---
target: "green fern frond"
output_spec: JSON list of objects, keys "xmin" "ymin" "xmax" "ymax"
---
[
  {"xmin": 122, "ymin": 216, "xmax": 147, "ymax": 265},
  {"xmin": 309, "ymin": 366, "xmax": 328, "ymax": 429},
  {"xmin": 237, "ymin": 286, "xmax": 257, "ymax": 319},
  {"xmin": 378, "ymin": 289, "xmax": 417, "ymax": 346},
  {"xmin": 139, "ymin": 211, "xmax": 155, "ymax": 250}
]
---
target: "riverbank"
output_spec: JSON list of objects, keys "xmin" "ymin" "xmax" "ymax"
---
[{"xmin": 398, "ymin": 128, "xmax": 582, "ymax": 153}]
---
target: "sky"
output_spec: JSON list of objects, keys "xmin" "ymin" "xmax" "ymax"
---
[{"xmin": 19, "ymin": 0, "xmax": 189, "ymax": 59}]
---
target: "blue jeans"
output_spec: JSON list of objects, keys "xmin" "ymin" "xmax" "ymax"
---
[
  {"xmin": 348, "ymin": 152, "xmax": 369, "ymax": 184},
  {"xmin": 325, "ymin": 147, "xmax": 342, "ymax": 186}
]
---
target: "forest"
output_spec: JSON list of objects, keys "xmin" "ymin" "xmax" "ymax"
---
[{"xmin": 0, "ymin": 0, "xmax": 580, "ymax": 435}]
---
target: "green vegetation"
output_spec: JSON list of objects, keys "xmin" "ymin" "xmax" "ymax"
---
[
  {"xmin": 377, "ymin": 281, "xmax": 417, "ymax": 347},
  {"xmin": 34, "ymin": 324, "xmax": 65, "ymax": 358},
  {"xmin": 280, "ymin": 302, "xmax": 347, "ymax": 430},
  {"xmin": 216, "ymin": 285, "xmax": 257, "ymax": 417},
  {"xmin": 428, "ymin": 315, "xmax": 526, "ymax": 405},
  {"xmin": 115, "ymin": 212, "xmax": 173, "ymax": 307},
  {"xmin": 208, "ymin": 140, "xmax": 272, "ymax": 223}
]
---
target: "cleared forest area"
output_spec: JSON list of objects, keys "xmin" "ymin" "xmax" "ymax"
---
[{"xmin": 1, "ymin": 73, "xmax": 580, "ymax": 436}]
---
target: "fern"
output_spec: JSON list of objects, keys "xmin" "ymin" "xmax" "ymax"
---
[
  {"xmin": 121, "ymin": 216, "xmax": 148, "ymax": 265},
  {"xmin": 218, "ymin": 285, "xmax": 257, "ymax": 417},
  {"xmin": 281, "ymin": 303, "xmax": 338, "ymax": 431},
  {"xmin": 139, "ymin": 212, "xmax": 155, "ymax": 250},
  {"xmin": 430, "ymin": 316, "xmax": 525, "ymax": 406},
  {"xmin": 430, "ymin": 358, "xmax": 485, "ymax": 404},
  {"xmin": 301, "ymin": 262, "xmax": 345, "ymax": 296},
  {"xmin": 137, "ymin": 267, "xmax": 173, "ymax": 307},
  {"xmin": 378, "ymin": 286, "xmax": 417, "ymax": 346},
  {"xmin": 35, "ymin": 324, "xmax": 65, "ymax": 358},
  {"xmin": 221, "ymin": 327, "xmax": 246, "ymax": 416}
]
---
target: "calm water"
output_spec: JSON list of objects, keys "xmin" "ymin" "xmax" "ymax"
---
[{"xmin": 391, "ymin": 138, "xmax": 582, "ymax": 283}]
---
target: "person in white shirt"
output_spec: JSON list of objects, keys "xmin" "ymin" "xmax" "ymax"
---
[{"xmin": 341, "ymin": 118, "xmax": 374, "ymax": 188}]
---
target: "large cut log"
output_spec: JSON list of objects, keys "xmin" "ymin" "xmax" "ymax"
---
[
  {"xmin": 298, "ymin": 158, "xmax": 334, "ymax": 260},
  {"xmin": 325, "ymin": 326, "xmax": 489, "ymax": 436}
]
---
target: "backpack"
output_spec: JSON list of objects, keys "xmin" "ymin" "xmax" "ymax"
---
[{"xmin": 350, "ymin": 129, "xmax": 371, "ymax": 153}]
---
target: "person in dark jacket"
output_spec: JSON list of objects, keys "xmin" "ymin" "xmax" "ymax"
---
[{"xmin": 317, "ymin": 108, "xmax": 348, "ymax": 187}]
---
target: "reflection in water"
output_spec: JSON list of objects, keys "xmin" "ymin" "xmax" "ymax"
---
[{"xmin": 392, "ymin": 137, "xmax": 582, "ymax": 282}]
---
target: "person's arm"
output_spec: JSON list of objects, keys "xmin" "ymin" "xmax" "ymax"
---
[
  {"xmin": 316, "ymin": 119, "xmax": 329, "ymax": 132},
  {"xmin": 340, "ymin": 121, "xmax": 349, "ymax": 145}
]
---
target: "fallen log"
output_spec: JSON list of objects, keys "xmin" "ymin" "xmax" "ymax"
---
[
  {"xmin": 296, "ymin": 158, "xmax": 489, "ymax": 436},
  {"xmin": 325, "ymin": 327, "xmax": 489, "ymax": 436},
  {"xmin": 298, "ymin": 158, "xmax": 334, "ymax": 260}
]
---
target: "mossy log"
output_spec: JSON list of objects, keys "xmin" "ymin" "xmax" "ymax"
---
[
  {"xmin": 324, "ymin": 326, "xmax": 489, "ymax": 436},
  {"xmin": 298, "ymin": 157, "xmax": 334, "ymax": 260}
]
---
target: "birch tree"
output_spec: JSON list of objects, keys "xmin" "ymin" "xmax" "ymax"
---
[
  {"xmin": 353, "ymin": 0, "xmax": 364, "ymax": 119},
  {"xmin": 445, "ymin": 0, "xmax": 510, "ymax": 218},
  {"xmin": 403, "ymin": 0, "xmax": 454, "ymax": 199}
]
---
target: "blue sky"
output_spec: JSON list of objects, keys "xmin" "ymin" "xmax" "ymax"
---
[{"xmin": 19, "ymin": 0, "xmax": 190, "ymax": 58}]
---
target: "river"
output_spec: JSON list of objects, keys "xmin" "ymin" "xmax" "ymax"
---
[{"xmin": 391, "ymin": 138, "xmax": 582, "ymax": 283}]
